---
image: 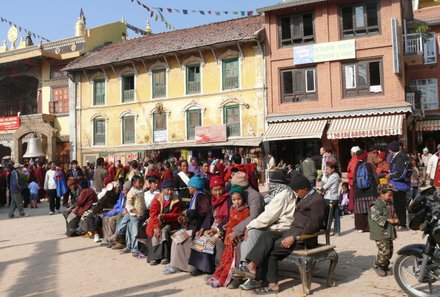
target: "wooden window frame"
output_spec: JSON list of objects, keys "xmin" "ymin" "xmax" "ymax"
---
[
  {"xmin": 342, "ymin": 59, "xmax": 383, "ymax": 98},
  {"xmin": 186, "ymin": 64, "xmax": 201, "ymax": 95},
  {"xmin": 340, "ymin": 0, "xmax": 380, "ymax": 38},
  {"xmin": 278, "ymin": 12, "xmax": 315, "ymax": 48},
  {"xmin": 223, "ymin": 105, "xmax": 240, "ymax": 137},
  {"xmin": 121, "ymin": 75, "xmax": 135, "ymax": 103},
  {"xmin": 186, "ymin": 109, "xmax": 201, "ymax": 140},
  {"xmin": 93, "ymin": 118, "xmax": 106, "ymax": 146},
  {"xmin": 50, "ymin": 86, "xmax": 69, "ymax": 114},
  {"xmin": 222, "ymin": 58, "xmax": 239, "ymax": 90},
  {"xmin": 152, "ymin": 68, "xmax": 167, "ymax": 98},
  {"xmin": 280, "ymin": 67, "xmax": 317, "ymax": 103},
  {"xmin": 93, "ymin": 79, "xmax": 105, "ymax": 106},
  {"xmin": 122, "ymin": 115, "xmax": 135, "ymax": 144}
]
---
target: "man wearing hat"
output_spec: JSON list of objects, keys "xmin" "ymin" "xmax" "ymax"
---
[
  {"xmin": 233, "ymin": 173, "xmax": 325, "ymax": 294},
  {"xmin": 426, "ymin": 145, "xmax": 440, "ymax": 185},
  {"xmin": 347, "ymin": 146, "xmax": 361, "ymax": 212},
  {"xmin": 387, "ymin": 140, "xmax": 410, "ymax": 230},
  {"xmin": 418, "ymin": 148, "xmax": 432, "ymax": 178},
  {"xmin": 8, "ymin": 162, "xmax": 28, "ymax": 218}
]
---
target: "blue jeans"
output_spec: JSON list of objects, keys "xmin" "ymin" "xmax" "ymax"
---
[
  {"xmin": 126, "ymin": 216, "xmax": 140, "ymax": 252},
  {"xmin": 325, "ymin": 199, "xmax": 340, "ymax": 234},
  {"xmin": 115, "ymin": 214, "xmax": 130, "ymax": 235}
]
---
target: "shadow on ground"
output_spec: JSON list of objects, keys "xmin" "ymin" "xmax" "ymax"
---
[{"xmin": 277, "ymin": 250, "xmax": 375, "ymax": 294}]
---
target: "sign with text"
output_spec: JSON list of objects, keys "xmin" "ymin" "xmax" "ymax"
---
[
  {"xmin": 195, "ymin": 124, "xmax": 227, "ymax": 144},
  {"xmin": 0, "ymin": 116, "xmax": 20, "ymax": 130},
  {"xmin": 294, "ymin": 39, "xmax": 356, "ymax": 65},
  {"xmin": 153, "ymin": 130, "xmax": 167, "ymax": 143}
]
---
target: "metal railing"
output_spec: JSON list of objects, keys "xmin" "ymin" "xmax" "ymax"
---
[
  {"xmin": 94, "ymin": 94, "xmax": 105, "ymax": 105},
  {"xmin": 123, "ymin": 131, "xmax": 135, "ymax": 144},
  {"xmin": 223, "ymin": 76, "xmax": 239, "ymax": 90},
  {"xmin": 187, "ymin": 81, "xmax": 201, "ymax": 94},
  {"xmin": 94, "ymin": 134, "xmax": 105, "ymax": 145},
  {"xmin": 406, "ymin": 92, "xmax": 422, "ymax": 110},
  {"xmin": 153, "ymin": 85, "xmax": 166, "ymax": 98},
  {"xmin": 226, "ymin": 123, "xmax": 240, "ymax": 137},
  {"xmin": 403, "ymin": 33, "xmax": 423, "ymax": 55},
  {"xmin": 122, "ymin": 89, "xmax": 134, "ymax": 102}
]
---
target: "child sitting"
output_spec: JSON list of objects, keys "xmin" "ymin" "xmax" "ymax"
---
[
  {"xmin": 368, "ymin": 183, "xmax": 399, "ymax": 277},
  {"xmin": 207, "ymin": 185, "xmax": 250, "ymax": 288},
  {"xmin": 339, "ymin": 182, "xmax": 350, "ymax": 215}
]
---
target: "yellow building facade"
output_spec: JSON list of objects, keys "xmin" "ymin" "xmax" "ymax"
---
[
  {"xmin": 0, "ymin": 16, "xmax": 126, "ymax": 162},
  {"xmin": 66, "ymin": 16, "xmax": 266, "ymax": 164}
]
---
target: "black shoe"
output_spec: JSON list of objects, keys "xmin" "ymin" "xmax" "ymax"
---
[
  {"xmin": 161, "ymin": 258, "xmax": 170, "ymax": 265},
  {"xmin": 374, "ymin": 267, "xmax": 387, "ymax": 277},
  {"xmin": 190, "ymin": 269, "xmax": 202, "ymax": 277},
  {"xmin": 150, "ymin": 260, "xmax": 160, "ymax": 266},
  {"xmin": 227, "ymin": 278, "xmax": 243, "ymax": 289}
]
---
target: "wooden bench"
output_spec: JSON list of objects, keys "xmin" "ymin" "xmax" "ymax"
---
[{"xmin": 283, "ymin": 200, "xmax": 338, "ymax": 296}]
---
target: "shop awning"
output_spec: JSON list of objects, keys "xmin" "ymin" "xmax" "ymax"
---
[
  {"xmin": 263, "ymin": 120, "xmax": 327, "ymax": 141},
  {"xmin": 416, "ymin": 120, "xmax": 440, "ymax": 132},
  {"xmin": 145, "ymin": 137, "xmax": 262, "ymax": 150},
  {"xmin": 327, "ymin": 114, "xmax": 404, "ymax": 139}
]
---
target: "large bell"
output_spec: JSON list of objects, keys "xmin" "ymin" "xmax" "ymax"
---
[{"xmin": 23, "ymin": 135, "xmax": 46, "ymax": 158}]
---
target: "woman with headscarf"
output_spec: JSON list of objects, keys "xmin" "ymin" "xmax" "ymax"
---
[
  {"xmin": 354, "ymin": 150, "xmax": 378, "ymax": 232},
  {"xmin": 164, "ymin": 174, "xmax": 212, "ymax": 275},
  {"xmin": 375, "ymin": 151, "xmax": 390, "ymax": 184},
  {"xmin": 146, "ymin": 179, "xmax": 181, "ymax": 265}
]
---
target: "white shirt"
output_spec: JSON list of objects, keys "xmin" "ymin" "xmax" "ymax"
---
[
  {"xmin": 144, "ymin": 189, "xmax": 160, "ymax": 209},
  {"xmin": 44, "ymin": 169, "xmax": 56, "ymax": 190},
  {"xmin": 426, "ymin": 153, "xmax": 439, "ymax": 179}
]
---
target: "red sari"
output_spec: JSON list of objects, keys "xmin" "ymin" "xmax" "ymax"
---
[{"xmin": 211, "ymin": 204, "xmax": 250, "ymax": 286}]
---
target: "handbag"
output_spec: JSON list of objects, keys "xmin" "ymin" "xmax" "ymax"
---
[{"xmin": 171, "ymin": 229, "xmax": 192, "ymax": 244}]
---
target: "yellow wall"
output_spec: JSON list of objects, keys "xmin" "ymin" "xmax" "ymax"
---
[
  {"xmin": 77, "ymin": 42, "xmax": 265, "ymax": 160},
  {"xmin": 85, "ymin": 22, "xmax": 126, "ymax": 52}
]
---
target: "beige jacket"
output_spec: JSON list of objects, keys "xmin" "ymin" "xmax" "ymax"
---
[
  {"xmin": 125, "ymin": 187, "xmax": 146, "ymax": 216},
  {"xmin": 246, "ymin": 188, "xmax": 296, "ymax": 232}
]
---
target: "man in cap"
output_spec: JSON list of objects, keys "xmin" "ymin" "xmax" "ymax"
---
[
  {"xmin": 418, "ymin": 147, "xmax": 432, "ymax": 181},
  {"xmin": 346, "ymin": 146, "xmax": 360, "ymax": 212},
  {"xmin": 232, "ymin": 173, "xmax": 325, "ymax": 294},
  {"xmin": 8, "ymin": 163, "xmax": 29, "ymax": 218},
  {"xmin": 426, "ymin": 145, "xmax": 440, "ymax": 185}
]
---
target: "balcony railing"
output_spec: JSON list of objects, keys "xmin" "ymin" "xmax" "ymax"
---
[
  {"xmin": 94, "ymin": 94, "xmax": 105, "ymax": 105},
  {"xmin": 226, "ymin": 123, "xmax": 240, "ymax": 137},
  {"xmin": 94, "ymin": 134, "xmax": 105, "ymax": 145},
  {"xmin": 123, "ymin": 131, "xmax": 135, "ymax": 144},
  {"xmin": 187, "ymin": 81, "xmax": 201, "ymax": 94},
  {"xmin": 153, "ymin": 85, "xmax": 166, "ymax": 98},
  {"xmin": 404, "ymin": 33, "xmax": 424, "ymax": 55},
  {"xmin": 406, "ymin": 92, "xmax": 422, "ymax": 110},
  {"xmin": 223, "ymin": 76, "xmax": 239, "ymax": 90},
  {"xmin": 122, "ymin": 89, "xmax": 134, "ymax": 102}
]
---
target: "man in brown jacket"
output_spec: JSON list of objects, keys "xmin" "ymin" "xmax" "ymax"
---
[{"xmin": 232, "ymin": 173, "xmax": 325, "ymax": 294}]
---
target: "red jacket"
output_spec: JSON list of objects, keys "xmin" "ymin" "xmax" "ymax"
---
[
  {"xmin": 146, "ymin": 193, "xmax": 181, "ymax": 237},
  {"xmin": 73, "ymin": 188, "xmax": 97, "ymax": 217},
  {"xmin": 347, "ymin": 156, "xmax": 358, "ymax": 186}
]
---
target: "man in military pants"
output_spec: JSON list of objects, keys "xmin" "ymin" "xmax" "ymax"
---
[{"xmin": 368, "ymin": 183, "xmax": 399, "ymax": 277}]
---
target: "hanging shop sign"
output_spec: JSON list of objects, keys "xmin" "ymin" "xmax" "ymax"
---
[
  {"xmin": 294, "ymin": 39, "xmax": 356, "ymax": 65},
  {"xmin": 0, "ymin": 116, "xmax": 20, "ymax": 131},
  {"xmin": 195, "ymin": 124, "xmax": 227, "ymax": 144}
]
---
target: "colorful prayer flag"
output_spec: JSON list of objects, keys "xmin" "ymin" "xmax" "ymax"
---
[{"xmin": 183, "ymin": 9, "xmax": 188, "ymax": 15}]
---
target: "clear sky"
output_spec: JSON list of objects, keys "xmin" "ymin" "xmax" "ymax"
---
[{"xmin": 0, "ymin": 0, "xmax": 278, "ymax": 43}]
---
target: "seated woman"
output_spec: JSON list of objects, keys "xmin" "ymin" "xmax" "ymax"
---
[
  {"xmin": 164, "ymin": 174, "xmax": 212, "ymax": 275},
  {"xmin": 146, "ymin": 179, "xmax": 181, "ymax": 265},
  {"xmin": 64, "ymin": 188, "xmax": 97, "ymax": 237},
  {"xmin": 232, "ymin": 174, "xmax": 325, "ymax": 294},
  {"xmin": 207, "ymin": 185, "xmax": 249, "ymax": 288}
]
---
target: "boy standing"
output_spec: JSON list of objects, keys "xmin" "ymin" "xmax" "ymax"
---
[{"xmin": 368, "ymin": 183, "xmax": 399, "ymax": 277}]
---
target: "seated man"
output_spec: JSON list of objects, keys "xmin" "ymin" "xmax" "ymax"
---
[
  {"xmin": 232, "ymin": 173, "xmax": 325, "ymax": 294},
  {"xmin": 64, "ymin": 188, "xmax": 98, "ymax": 237}
]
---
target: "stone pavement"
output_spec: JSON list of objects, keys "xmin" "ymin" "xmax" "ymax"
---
[{"xmin": 0, "ymin": 203, "xmax": 417, "ymax": 297}]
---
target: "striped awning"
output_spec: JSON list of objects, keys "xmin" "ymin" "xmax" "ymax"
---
[
  {"xmin": 327, "ymin": 114, "xmax": 404, "ymax": 139},
  {"xmin": 416, "ymin": 120, "xmax": 440, "ymax": 132},
  {"xmin": 264, "ymin": 120, "xmax": 327, "ymax": 141}
]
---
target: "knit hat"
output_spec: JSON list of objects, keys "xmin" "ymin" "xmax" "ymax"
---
[
  {"xmin": 229, "ymin": 184, "xmax": 245, "ymax": 197},
  {"xmin": 351, "ymin": 146, "xmax": 361, "ymax": 154},
  {"xmin": 67, "ymin": 177, "xmax": 78, "ymax": 187},
  {"xmin": 231, "ymin": 171, "xmax": 249, "ymax": 187},
  {"xmin": 161, "ymin": 179, "xmax": 174, "ymax": 190},
  {"xmin": 423, "ymin": 147, "xmax": 429, "ymax": 153},
  {"xmin": 269, "ymin": 169, "xmax": 287, "ymax": 184},
  {"xmin": 388, "ymin": 141, "xmax": 400, "ymax": 153},
  {"xmin": 188, "ymin": 174, "xmax": 205, "ymax": 190},
  {"xmin": 13, "ymin": 163, "xmax": 23, "ymax": 169},
  {"xmin": 209, "ymin": 175, "xmax": 224, "ymax": 188},
  {"xmin": 377, "ymin": 183, "xmax": 394, "ymax": 194},
  {"xmin": 289, "ymin": 174, "xmax": 311, "ymax": 191}
]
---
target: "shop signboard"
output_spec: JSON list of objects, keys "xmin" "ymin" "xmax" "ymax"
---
[
  {"xmin": 0, "ymin": 116, "xmax": 20, "ymax": 131},
  {"xmin": 294, "ymin": 39, "xmax": 356, "ymax": 65},
  {"xmin": 195, "ymin": 124, "xmax": 227, "ymax": 144},
  {"xmin": 328, "ymin": 128, "xmax": 402, "ymax": 139},
  {"xmin": 153, "ymin": 130, "xmax": 167, "ymax": 143}
]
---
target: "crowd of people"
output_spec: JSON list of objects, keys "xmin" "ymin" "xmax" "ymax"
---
[{"xmin": 1, "ymin": 139, "xmax": 436, "ymax": 289}]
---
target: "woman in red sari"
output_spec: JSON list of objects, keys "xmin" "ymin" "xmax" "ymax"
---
[{"xmin": 207, "ymin": 185, "xmax": 250, "ymax": 288}]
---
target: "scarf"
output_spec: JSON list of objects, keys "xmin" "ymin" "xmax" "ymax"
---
[
  {"xmin": 211, "ymin": 192, "xmax": 230, "ymax": 222},
  {"xmin": 189, "ymin": 189, "xmax": 205, "ymax": 210},
  {"xmin": 264, "ymin": 182, "xmax": 294, "ymax": 204}
]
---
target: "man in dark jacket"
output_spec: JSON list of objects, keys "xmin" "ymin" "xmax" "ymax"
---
[
  {"xmin": 386, "ymin": 141, "xmax": 410, "ymax": 230},
  {"xmin": 232, "ymin": 173, "xmax": 325, "ymax": 294}
]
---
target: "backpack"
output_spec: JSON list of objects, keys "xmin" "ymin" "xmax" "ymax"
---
[{"xmin": 356, "ymin": 162, "xmax": 371, "ymax": 189}]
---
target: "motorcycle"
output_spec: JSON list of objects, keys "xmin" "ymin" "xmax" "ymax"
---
[{"xmin": 394, "ymin": 186, "xmax": 440, "ymax": 296}]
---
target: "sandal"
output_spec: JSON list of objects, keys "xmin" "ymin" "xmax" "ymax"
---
[{"xmin": 254, "ymin": 286, "xmax": 280, "ymax": 295}]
